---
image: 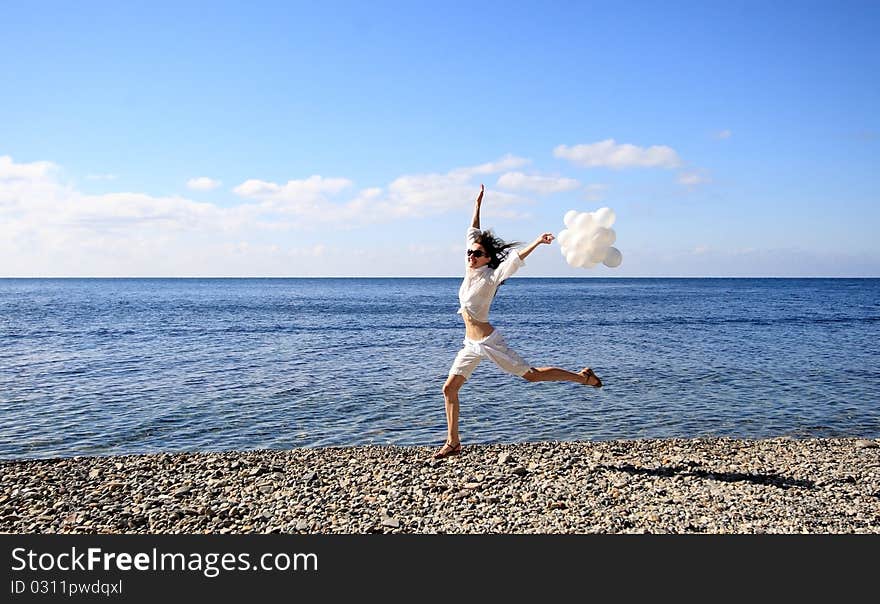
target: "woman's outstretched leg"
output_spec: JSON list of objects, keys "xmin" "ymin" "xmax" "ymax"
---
[
  {"xmin": 434, "ymin": 374, "xmax": 466, "ymax": 458},
  {"xmin": 523, "ymin": 366, "xmax": 602, "ymax": 387}
]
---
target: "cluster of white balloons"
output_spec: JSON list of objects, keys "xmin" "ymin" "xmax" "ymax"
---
[{"xmin": 557, "ymin": 208, "xmax": 623, "ymax": 269}]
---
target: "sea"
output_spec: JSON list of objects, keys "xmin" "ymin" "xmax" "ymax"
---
[{"xmin": 1, "ymin": 278, "xmax": 878, "ymax": 461}]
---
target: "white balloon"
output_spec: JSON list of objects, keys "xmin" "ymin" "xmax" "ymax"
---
[
  {"xmin": 570, "ymin": 232, "xmax": 588, "ymax": 252},
  {"xmin": 603, "ymin": 247, "xmax": 623, "ymax": 268},
  {"xmin": 588, "ymin": 244, "xmax": 608, "ymax": 263},
  {"xmin": 592, "ymin": 227, "xmax": 615, "ymax": 248},
  {"xmin": 561, "ymin": 206, "xmax": 622, "ymax": 271},
  {"xmin": 572, "ymin": 250, "xmax": 589, "ymax": 267},
  {"xmin": 557, "ymin": 228, "xmax": 572, "ymax": 247},
  {"xmin": 574, "ymin": 212, "xmax": 593, "ymax": 230},
  {"xmin": 594, "ymin": 207, "xmax": 615, "ymax": 228}
]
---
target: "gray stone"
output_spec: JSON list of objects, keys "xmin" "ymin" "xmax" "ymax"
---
[{"xmin": 3, "ymin": 438, "xmax": 879, "ymax": 535}]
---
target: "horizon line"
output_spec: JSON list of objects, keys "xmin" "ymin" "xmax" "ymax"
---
[{"xmin": 2, "ymin": 275, "xmax": 879, "ymax": 280}]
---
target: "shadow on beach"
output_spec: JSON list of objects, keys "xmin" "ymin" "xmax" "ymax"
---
[{"xmin": 599, "ymin": 462, "xmax": 815, "ymax": 489}]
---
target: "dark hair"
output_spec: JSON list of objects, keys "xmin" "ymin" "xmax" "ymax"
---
[{"xmin": 476, "ymin": 230, "xmax": 521, "ymax": 270}]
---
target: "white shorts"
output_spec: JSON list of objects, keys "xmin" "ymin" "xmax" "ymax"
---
[{"xmin": 448, "ymin": 330, "xmax": 533, "ymax": 380}]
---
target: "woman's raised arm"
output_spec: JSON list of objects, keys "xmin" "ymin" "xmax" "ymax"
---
[
  {"xmin": 470, "ymin": 184, "xmax": 484, "ymax": 230},
  {"xmin": 517, "ymin": 232, "xmax": 555, "ymax": 261}
]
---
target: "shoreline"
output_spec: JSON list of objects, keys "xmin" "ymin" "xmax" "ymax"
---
[{"xmin": 2, "ymin": 437, "xmax": 878, "ymax": 534}]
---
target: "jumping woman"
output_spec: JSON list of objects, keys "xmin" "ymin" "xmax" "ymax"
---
[{"xmin": 433, "ymin": 184, "xmax": 603, "ymax": 460}]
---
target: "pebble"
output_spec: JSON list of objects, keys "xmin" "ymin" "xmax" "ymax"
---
[{"xmin": 1, "ymin": 437, "xmax": 878, "ymax": 534}]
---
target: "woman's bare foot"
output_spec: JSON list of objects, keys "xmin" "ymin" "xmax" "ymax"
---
[{"xmin": 580, "ymin": 367, "xmax": 603, "ymax": 388}]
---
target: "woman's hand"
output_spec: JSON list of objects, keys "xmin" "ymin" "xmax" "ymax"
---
[
  {"xmin": 537, "ymin": 232, "xmax": 555, "ymax": 245},
  {"xmin": 476, "ymin": 184, "xmax": 484, "ymax": 205}
]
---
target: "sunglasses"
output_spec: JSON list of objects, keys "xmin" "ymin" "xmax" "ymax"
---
[{"xmin": 466, "ymin": 249, "xmax": 487, "ymax": 258}]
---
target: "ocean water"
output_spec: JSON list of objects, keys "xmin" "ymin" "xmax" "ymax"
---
[{"xmin": 1, "ymin": 278, "xmax": 878, "ymax": 461}]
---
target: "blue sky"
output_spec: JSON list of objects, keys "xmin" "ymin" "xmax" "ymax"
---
[{"xmin": 2, "ymin": 1, "xmax": 878, "ymax": 276}]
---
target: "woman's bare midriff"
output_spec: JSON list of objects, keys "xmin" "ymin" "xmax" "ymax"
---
[{"xmin": 462, "ymin": 313, "xmax": 495, "ymax": 340}]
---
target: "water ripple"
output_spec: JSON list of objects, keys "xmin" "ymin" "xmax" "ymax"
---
[{"xmin": 1, "ymin": 277, "xmax": 878, "ymax": 460}]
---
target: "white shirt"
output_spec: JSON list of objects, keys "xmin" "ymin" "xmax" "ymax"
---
[{"xmin": 457, "ymin": 227, "xmax": 525, "ymax": 322}]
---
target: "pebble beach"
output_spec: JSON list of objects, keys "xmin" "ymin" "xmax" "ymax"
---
[{"xmin": 2, "ymin": 437, "xmax": 878, "ymax": 534}]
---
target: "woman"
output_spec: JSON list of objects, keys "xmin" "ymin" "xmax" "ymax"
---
[{"xmin": 433, "ymin": 184, "xmax": 603, "ymax": 460}]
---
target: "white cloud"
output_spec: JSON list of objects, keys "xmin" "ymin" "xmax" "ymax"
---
[
  {"xmin": 0, "ymin": 155, "xmax": 56, "ymax": 180},
  {"xmin": 1, "ymin": 156, "xmax": 250, "ymax": 276},
  {"xmin": 715, "ymin": 129, "xmax": 732, "ymax": 139},
  {"xmin": 233, "ymin": 155, "xmax": 532, "ymax": 224},
  {"xmin": 554, "ymin": 139, "xmax": 681, "ymax": 169},
  {"xmin": 449, "ymin": 153, "xmax": 530, "ymax": 178},
  {"xmin": 678, "ymin": 171, "xmax": 711, "ymax": 186},
  {"xmin": 495, "ymin": 171, "xmax": 580, "ymax": 194},
  {"xmin": 1, "ymin": 154, "xmax": 539, "ymax": 275},
  {"xmin": 233, "ymin": 175, "xmax": 351, "ymax": 200},
  {"xmin": 582, "ymin": 183, "xmax": 608, "ymax": 202},
  {"xmin": 87, "ymin": 173, "xmax": 118, "ymax": 181},
  {"xmin": 186, "ymin": 176, "xmax": 222, "ymax": 191},
  {"xmin": 233, "ymin": 175, "xmax": 364, "ymax": 223}
]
